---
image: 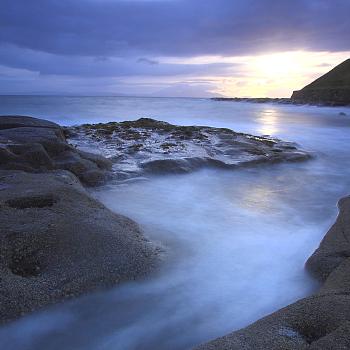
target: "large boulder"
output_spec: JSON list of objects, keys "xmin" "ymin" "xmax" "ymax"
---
[
  {"xmin": 193, "ymin": 196, "xmax": 350, "ymax": 349},
  {"xmin": 0, "ymin": 116, "xmax": 112, "ymax": 186},
  {"xmin": 0, "ymin": 169, "xmax": 164, "ymax": 325}
]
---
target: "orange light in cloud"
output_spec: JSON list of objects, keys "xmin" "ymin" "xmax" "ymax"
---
[
  {"xmin": 115, "ymin": 51, "xmax": 350, "ymax": 98},
  {"xmin": 214, "ymin": 51, "xmax": 350, "ymax": 98}
]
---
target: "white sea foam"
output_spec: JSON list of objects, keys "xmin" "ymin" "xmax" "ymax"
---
[{"xmin": 0, "ymin": 97, "xmax": 349, "ymax": 349}]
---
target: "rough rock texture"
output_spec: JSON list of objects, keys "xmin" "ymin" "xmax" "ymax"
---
[
  {"xmin": 291, "ymin": 58, "xmax": 350, "ymax": 106},
  {"xmin": 0, "ymin": 116, "xmax": 165, "ymax": 326},
  {"xmin": 193, "ymin": 196, "xmax": 350, "ymax": 349},
  {"xmin": 291, "ymin": 87, "xmax": 350, "ymax": 106},
  {"xmin": 67, "ymin": 118, "xmax": 313, "ymax": 181},
  {"xmin": 305, "ymin": 195, "xmax": 350, "ymax": 283},
  {"xmin": 0, "ymin": 169, "xmax": 164, "ymax": 326},
  {"xmin": 0, "ymin": 116, "xmax": 112, "ymax": 186}
]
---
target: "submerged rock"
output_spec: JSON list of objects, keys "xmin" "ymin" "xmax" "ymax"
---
[
  {"xmin": 68, "ymin": 118, "xmax": 313, "ymax": 181},
  {"xmin": 193, "ymin": 196, "xmax": 350, "ymax": 349},
  {"xmin": 0, "ymin": 169, "xmax": 164, "ymax": 325}
]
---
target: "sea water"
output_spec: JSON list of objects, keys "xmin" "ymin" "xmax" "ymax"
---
[{"xmin": 0, "ymin": 96, "xmax": 350, "ymax": 349}]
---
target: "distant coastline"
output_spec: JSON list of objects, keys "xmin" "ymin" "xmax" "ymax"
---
[{"xmin": 210, "ymin": 97, "xmax": 350, "ymax": 107}]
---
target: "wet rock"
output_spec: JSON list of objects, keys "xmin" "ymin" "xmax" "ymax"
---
[
  {"xmin": 79, "ymin": 169, "xmax": 107, "ymax": 186},
  {"xmin": 0, "ymin": 116, "xmax": 112, "ymax": 186},
  {"xmin": 193, "ymin": 292, "xmax": 350, "ymax": 350},
  {"xmin": 0, "ymin": 125, "xmax": 68, "ymax": 154},
  {"xmin": 193, "ymin": 195, "xmax": 350, "ymax": 350},
  {"xmin": 0, "ymin": 170, "xmax": 164, "ymax": 325},
  {"xmin": 69, "ymin": 118, "xmax": 313, "ymax": 181},
  {"xmin": 305, "ymin": 195, "xmax": 350, "ymax": 282},
  {"xmin": 75, "ymin": 149, "xmax": 112, "ymax": 171}
]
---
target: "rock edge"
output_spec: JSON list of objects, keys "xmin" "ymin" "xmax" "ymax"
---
[
  {"xmin": 66, "ymin": 118, "xmax": 313, "ymax": 182},
  {"xmin": 193, "ymin": 195, "xmax": 350, "ymax": 349},
  {"xmin": 0, "ymin": 116, "xmax": 165, "ymax": 325}
]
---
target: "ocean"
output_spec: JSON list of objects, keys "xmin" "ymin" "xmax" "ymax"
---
[{"xmin": 0, "ymin": 95, "xmax": 349, "ymax": 350}]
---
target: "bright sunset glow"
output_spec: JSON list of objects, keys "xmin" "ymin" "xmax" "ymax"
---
[
  {"xmin": 255, "ymin": 54, "xmax": 299, "ymax": 76},
  {"xmin": 0, "ymin": 1, "xmax": 349, "ymax": 98},
  {"xmin": 149, "ymin": 50, "xmax": 350, "ymax": 98},
  {"xmin": 208, "ymin": 51, "xmax": 350, "ymax": 98}
]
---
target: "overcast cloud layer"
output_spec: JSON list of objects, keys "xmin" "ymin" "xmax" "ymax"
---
[{"xmin": 1, "ymin": 0, "xmax": 349, "ymax": 96}]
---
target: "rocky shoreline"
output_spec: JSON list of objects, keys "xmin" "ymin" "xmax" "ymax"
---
[
  {"xmin": 193, "ymin": 195, "xmax": 350, "ymax": 349},
  {"xmin": 0, "ymin": 115, "xmax": 313, "ymax": 326},
  {"xmin": 0, "ymin": 116, "xmax": 165, "ymax": 325},
  {"xmin": 291, "ymin": 87, "xmax": 350, "ymax": 107},
  {"xmin": 65, "ymin": 117, "xmax": 313, "ymax": 182},
  {"xmin": 210, "ymin": 97, "xmax": 350, "ymax": 108},
  {"xmin": 1, "ymin": 115, "xmax": 349, "ymax": 349}
]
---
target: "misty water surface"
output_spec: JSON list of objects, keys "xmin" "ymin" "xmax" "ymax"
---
[{"xmin": 0, "ymin": 97, "xmax": 349, "ymax": 349}]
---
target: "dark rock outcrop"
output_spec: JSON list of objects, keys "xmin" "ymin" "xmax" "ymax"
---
[
  {"xmin": 68, "ymin": 118, "xmax": 313, "ymax": 181},
  {"xmin": 0, "ymin": 170, "xmax": 164, "ymax": 325},
  {"xmin": 291, "ymin": 58, "xmax": 350, "ymax": 106},
  {"xmin": 0, "ymin": 116, "xmax": 165, "ymax": 325},
  {"xmin": 193, "ymin": 196, "xmax": 350, "ymax": 349},
  {"xmin": 305, "ymin": 196, "xmax": 350, "ymax": 283},
  {"xmin": 291, "ymin": 87, "xmax": 350, "ymax": 106},
  {"xmin": 0, "ymin": 116, "xmax": 112, "ymax": 186}
]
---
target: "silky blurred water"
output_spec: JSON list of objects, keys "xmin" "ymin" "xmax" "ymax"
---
[{"xmin": 0, "ymin": 96, "xmax": 349, "ymax": 349}]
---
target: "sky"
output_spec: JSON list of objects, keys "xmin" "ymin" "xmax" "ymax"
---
[{"xmin": 0, "ymin": 0, "xmax": 349, "ymax": 98}]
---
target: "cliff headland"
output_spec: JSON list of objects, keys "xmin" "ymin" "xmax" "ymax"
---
[
  {"xmin": 291, "ymin": 58, "xmax": 350, "ymax": 107},
  {"xmin": 212, "ymin": 58, "xmax": 350, "ymax": 108}
]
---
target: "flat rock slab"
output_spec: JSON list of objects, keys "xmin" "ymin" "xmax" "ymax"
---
[
  {"xmin": 67, "ymin": 118, "xmax": 313, "ymax": 181},
  {"xmin": 0, "ymin": 169, "xmax": 165, "ymax": 325},
  {"xmin": 193, "ymin": 196, "xmax": 350, "ymax": 349}
]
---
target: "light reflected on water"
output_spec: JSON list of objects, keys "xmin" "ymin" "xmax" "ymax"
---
[{"xmin": 256, "ymin": 109, "xmax": 280, "ymax": 136}]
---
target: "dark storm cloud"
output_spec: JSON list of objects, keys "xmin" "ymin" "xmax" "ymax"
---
[
  {"xmin": 1, "ymin": 0, "xmax": 349, "ymax": 56},
  {"xmin": 0, "ymin": 0, "xmax": 349, "ymax": 77}
]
